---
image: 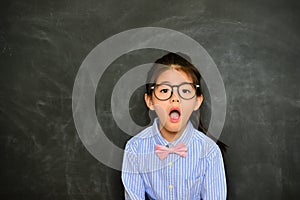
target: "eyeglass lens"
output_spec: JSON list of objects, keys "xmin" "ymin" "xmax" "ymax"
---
[{"xmin": 154, "ymin": 83, "xmax": 196, "ymax": 100}]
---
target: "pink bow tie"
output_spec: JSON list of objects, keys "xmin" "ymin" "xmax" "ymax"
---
[{"xmin": 155, "ymin": 142, "xmax": 187, "ymax": 160}]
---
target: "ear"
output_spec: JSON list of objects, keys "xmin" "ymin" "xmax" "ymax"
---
[
  {"xmin": 144, "ymin": 93, "xmax": 155, "ymax": 110},
  {"xmin": 193, "ymin": 94, "xmax": 203, "ymax": 111}
]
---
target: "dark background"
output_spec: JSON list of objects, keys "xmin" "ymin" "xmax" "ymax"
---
[{"xmin": 1, "ymin": 0, "xmax": 300, "ymax": 199}]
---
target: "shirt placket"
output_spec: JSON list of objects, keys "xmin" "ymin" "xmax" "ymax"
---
[{"xmin": 166, "ymin": 145, "xmax": 175, "ymax": 200}]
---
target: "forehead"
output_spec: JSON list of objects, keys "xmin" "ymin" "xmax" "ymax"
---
[{"xmin": 156, "ymin": 67, "xmax": 193, "ymax": 84}]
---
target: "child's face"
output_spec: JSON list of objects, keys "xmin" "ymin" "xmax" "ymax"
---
[{"xmin": 145, "ymin": 66, "xmax": 203, "ymax": 138}]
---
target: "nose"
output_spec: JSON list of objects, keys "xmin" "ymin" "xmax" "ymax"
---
[
  {"xmin": 172, "ymin": 98, "xmax": 180, "ymax": 102},
  {"xmin": 170, "ymin": 91, "xmax": 180, "ymax": 102}
]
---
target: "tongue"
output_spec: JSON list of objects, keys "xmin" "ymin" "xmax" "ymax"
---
[{"xmin": 170, "ymin": 111, "xmax": 180, "ymax": 120}]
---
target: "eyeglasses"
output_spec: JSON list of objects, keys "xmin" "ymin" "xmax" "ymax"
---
[{"xmin": 150, "ymin": 82, "xmax": 200, "ymax": 101}]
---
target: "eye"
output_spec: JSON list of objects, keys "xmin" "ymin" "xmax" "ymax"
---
[
  {"xmin": 182, "ymin": 89, "xmax": 191, "ymax": 94},
  {"xmin": 160, "ymin": 88, "xmax": 169, "ymax": 93}
]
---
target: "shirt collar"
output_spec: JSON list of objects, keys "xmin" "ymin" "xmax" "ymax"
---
[{"xmin": 151, "ymin": 118, "xmax": 194, "ymax": 147}]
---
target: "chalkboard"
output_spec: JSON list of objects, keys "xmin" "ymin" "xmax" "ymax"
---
[{"xmin": 1, "ymin": 0, "xmax": 300, "ymax": 199}]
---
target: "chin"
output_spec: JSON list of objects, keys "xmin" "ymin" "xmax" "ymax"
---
[{"xmin": 165, "ymin": 123, "xmax": 184, "ymax": 133}]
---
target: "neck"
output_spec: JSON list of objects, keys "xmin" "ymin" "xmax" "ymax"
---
[{"xmin": 159, "ymin": 124, "xmax": 187, "ymax": 143}]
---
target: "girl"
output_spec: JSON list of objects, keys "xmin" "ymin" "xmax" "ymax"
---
[{"xmin": 122, "ymin": 52, "xmax": 227, "ymax": 200}]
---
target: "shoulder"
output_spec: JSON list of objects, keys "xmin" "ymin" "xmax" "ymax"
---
[
  {"xmin": 191, "ymin": 128, "xmax": 221, "ymax": 158},
  {"xmin": 124, "ymin": 126, "xmax": 154, "ymax": 152}
]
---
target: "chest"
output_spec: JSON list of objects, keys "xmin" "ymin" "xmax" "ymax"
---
[{"xmin": 138, "ymin": 153, "xmax": 206, "ymax": 199}]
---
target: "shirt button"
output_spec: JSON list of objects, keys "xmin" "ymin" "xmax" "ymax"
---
[
  {"xmin": 169, "ymin": 185, "xmax": 173, "ymax": 189},
  {"xmin": 168, "ymin": 162, "xmax": 173, "ymax": 166}
]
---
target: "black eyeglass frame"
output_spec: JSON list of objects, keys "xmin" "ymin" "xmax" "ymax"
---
[{"xmin": 150, "ymin": 82, "xmax": 200, "ymax": 101}]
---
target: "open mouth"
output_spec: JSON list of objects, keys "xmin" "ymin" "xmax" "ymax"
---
[{"xmin": 169, "ymin": 108, "xmax": 181, "ymax": 122}]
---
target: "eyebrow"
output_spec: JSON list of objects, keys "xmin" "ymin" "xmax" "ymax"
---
[
  {"xmin": 156, "ymin": 81, "xmax": 171, "ymax": 85},
  {"xmin": 156, "ymin": 81, "xmax": 193, "ymax": 85}
]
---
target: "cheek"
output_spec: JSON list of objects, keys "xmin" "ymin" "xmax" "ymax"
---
[
  {"xmin": 182, "ymin": 101, "xmax": 197, "ymax": 116},
  {"xmin": 153, "ymin": 103, "xmax": 167, "ymax": 117},
  {"xmin": 152, "ymin": 102, "xmax": 169, "ymax": 121}
]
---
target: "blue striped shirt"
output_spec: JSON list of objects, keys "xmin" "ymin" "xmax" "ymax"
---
[{"xmin": 122, "ymin": 119, "xmax": 227, "ymax": 200}]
